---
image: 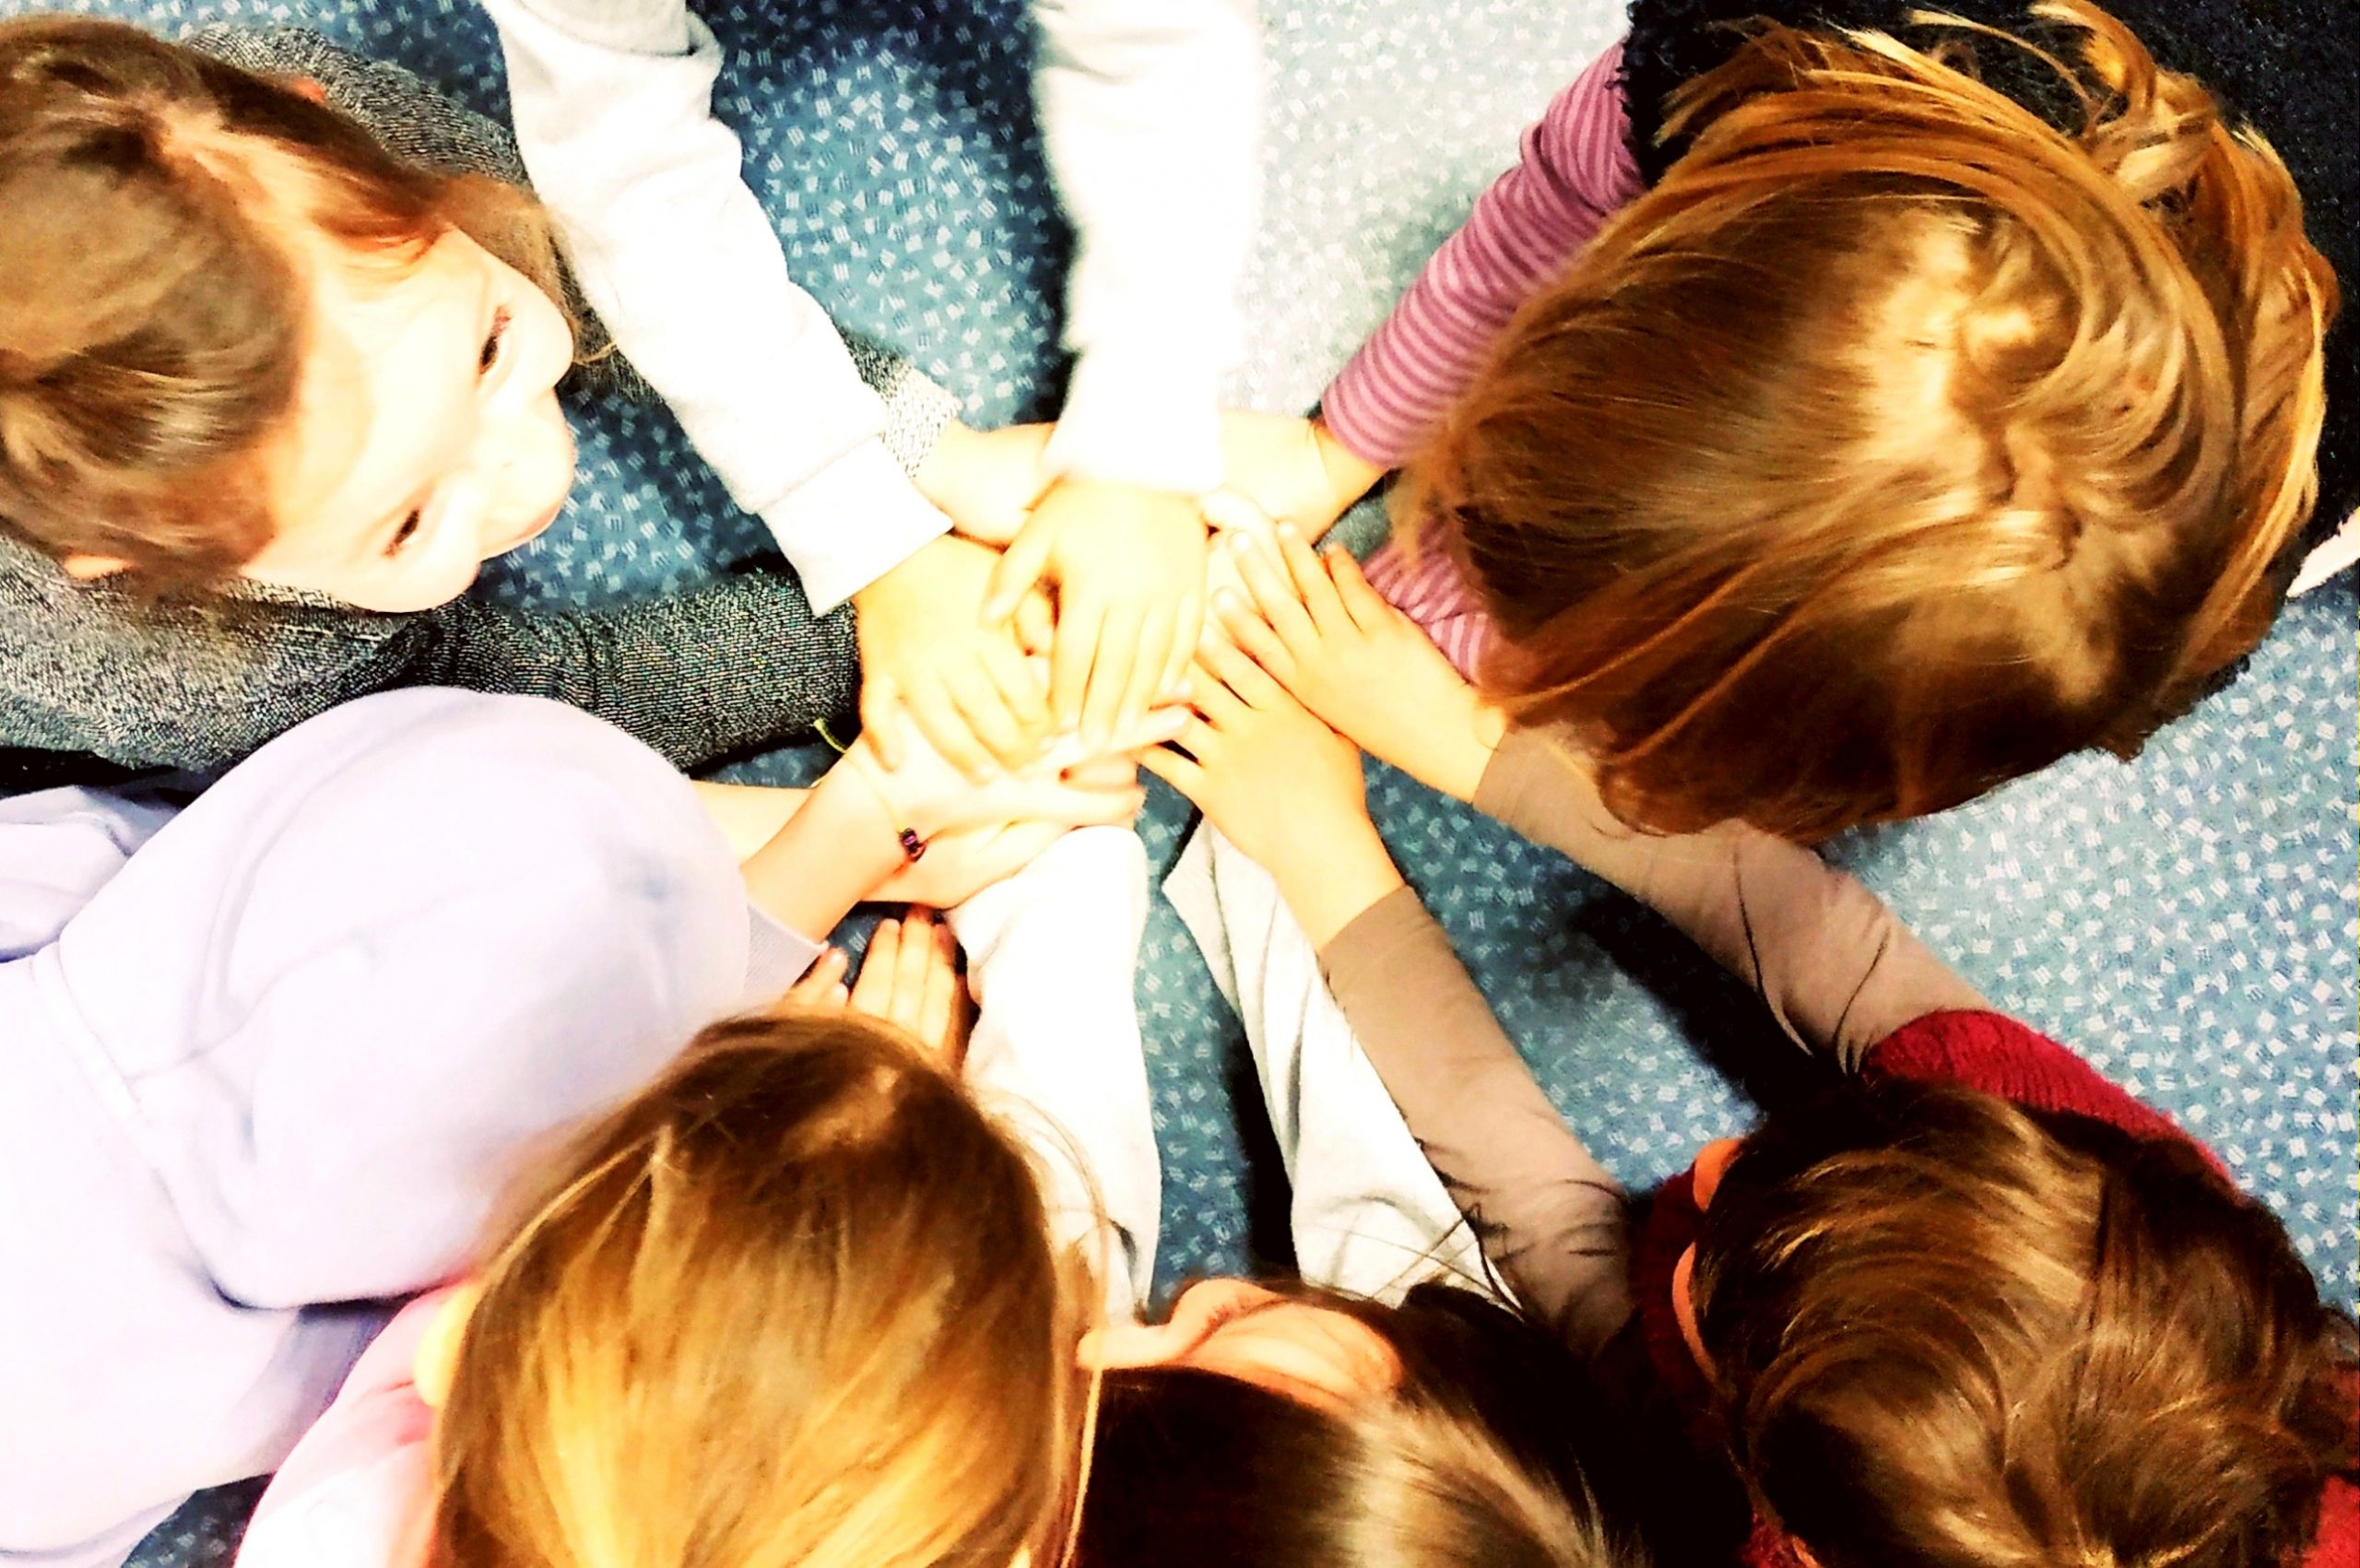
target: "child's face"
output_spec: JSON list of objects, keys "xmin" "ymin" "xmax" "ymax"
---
[
  {"xmin": 1080, "ymin": 1277, "xmax": 1402, "ymax": 1409},
  {"xmin": 238, "ymin": 224, "xmax": 576, "ymax": 613}
]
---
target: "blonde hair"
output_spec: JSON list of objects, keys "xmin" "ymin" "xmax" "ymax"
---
[
  {"xmin": 427, "ymin": 1016, "xmax": 1096, "ymax": 1568},
  {"xmin": 1402, "ymin": 0, "xmax": 2335, "ymax": 839}
]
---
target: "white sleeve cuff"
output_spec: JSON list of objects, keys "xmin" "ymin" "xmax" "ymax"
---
[
  {"xmin": 756, "ymin": 439, "xmax": 953, "ymax": 615},
  {"xmin": 2288, "ymin": 507, "xmax": 2360, "ymax": 595},
  {"xmin": 1043, "ymin": 341, "xmax": 1226, "ymax": 496}
]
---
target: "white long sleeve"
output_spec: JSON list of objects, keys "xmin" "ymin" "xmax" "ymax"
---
[
  {"xmin": 1032, "ymin": 0, "xmax": 1265, "ymax": 493},
  {"xmin": 950, "ymin": 828, "xmax": 1161, "ymax": 1321},
  {"xmin": 480, "ymin": 0, "xmax": 951, "ymax": 614}
]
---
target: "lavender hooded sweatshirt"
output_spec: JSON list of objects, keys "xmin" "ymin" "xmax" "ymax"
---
[{"xmin": 0, "ymin": 690, "xmax": 810, "ymax": 1568}]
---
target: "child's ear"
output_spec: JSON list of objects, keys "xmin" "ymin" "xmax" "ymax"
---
[
  {"xmin": 413, "ymin": 1281, "xmax": 484, "ymax": 1409},
  {"xmin": 58, "ymin": 553, "xmax": 132, "ymax": 581},
  {"xmin": 283, "ymin": 77, "xmax": 330, "ymax": 104},
  {"xmin": 1692, "ymin": 1137, "xmax": 1743, "ymax": 1209}
]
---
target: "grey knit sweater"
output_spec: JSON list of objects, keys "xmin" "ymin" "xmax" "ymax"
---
[{"xmin": 0, "ymin": 28, "xmax": 960, "ymax": 793}]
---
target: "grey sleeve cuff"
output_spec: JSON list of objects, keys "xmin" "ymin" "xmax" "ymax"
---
[{"xmin": 842, "ymin": 335, "xmax": 962, "ymax": 477}]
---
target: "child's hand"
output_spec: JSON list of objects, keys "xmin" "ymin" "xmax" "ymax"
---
[
  {"xmin": 872, "ymin": 819, "xmax": 1070, "ymax": 907},
  {"xmin": 772, "ymin": 944, "xmax": 854, "ymax": 1010},
  {"xmin": 850, "ymin": 910, "xmax": 973, "ymax": 1066},
  {"xmin": 1215, "ymin": 411, "xmax": 1386, "ymax": 539},
  {"xmin": 1213, "ymin": 524, "xmax": 1503, "ymax": 804},
  {"xmin": 1144, "ymin": 634, "xmax": 1406, "ymax": 946},
  {"xmin": 848, "ymin": 701, "xmax": 1180, "ymax": 841},
  {"xmin": 913, "ymin": 421, "xmax": 1056, "ymax": 548},
  {"xmin": 983, "ymin": 477, "xmax": 1209, "ymax": 750},
  {"xmin": 856, "ymin": 535, "xmax": 1053, "ymax": 779}
]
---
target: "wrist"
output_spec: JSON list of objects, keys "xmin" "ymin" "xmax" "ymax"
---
[
  {"xmin": 1421, "ymin": 690, "xmax": 1507, "ymax": 805},
  {"xmin": 1310, "ymin": 415, "xmax": 1386, "ymax": 513},
  {"xmin": 739, "ymin": 764, "xmax": 908, "ymax": 937},
  {"xmin": 911, "ymin": 421, "xmax": 979, "ymax": 510},
  {"xmin": 1270, "ymin": 812, "xmax": 1406, "ymax": 950}
]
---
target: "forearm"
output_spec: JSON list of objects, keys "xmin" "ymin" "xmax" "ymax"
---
[
  {"xmin": 950, "ymin": 827, "xmax": 1160, "ymax": 1318},
  {"xmin": 1474, "ymin": 726, "xmax": 1988, "ymax": 1067},
  {"xmin": 483, "ymin": 0, "xmax": 956, "ymax": 610},
  {"xmin": 1033, "ymin": 0, "xmax": 1263, "ymax": 491},
  {"xmin": 400, "ymin": 571, "xmax": 859, "ymax": 770},
  {"xmin": 734, "ymin": 766, "xmax": 903, "ymax": 941},
  {"xmin": 1260, "ymin": 810, "xmax": 1408, "ymax": 951},
  {"xmin": 690, "ymin": 781, "xmax": 811, "ymax": 861},
  {"xmin": 1319, "ymin": 42, "xmax": 1643, "ymax": 467},
  {"xmin": 1317, "ymin": 886, "xmax": 1634, "ymax": 1357}
]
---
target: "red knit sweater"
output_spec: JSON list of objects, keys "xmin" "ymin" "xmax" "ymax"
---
[{"xmin": 1626, "ymin": 1008, "xmax": 2359, "ymax": 1568}]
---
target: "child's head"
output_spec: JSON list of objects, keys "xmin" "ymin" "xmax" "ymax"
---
[
  {"xmin": 1403, "ymin": 0, "xmax": 2335, "ymax": 839},
  {"xmin": 1079, "ymin": 1278, "xmax": 1627, "ymax": 1568},
  {"xmin": 0, "ymin": 17, "xmax": 575, "ymax": 611},
  {"xmin": 1683, "ymin": 1079, "xmax": 2358, "ymax": 1568},
  {"xmin": 426, "ymin": 1015, "xmax": 1093, "ymax": 1568}
]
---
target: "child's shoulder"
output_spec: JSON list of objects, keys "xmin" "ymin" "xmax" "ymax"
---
[{"xmin": 1865, "ymin": 1008, "xmax": 2195, "ymax": 1151}]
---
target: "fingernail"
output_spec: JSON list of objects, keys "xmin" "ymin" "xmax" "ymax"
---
[{"xmin": 1278, "ymin": 523, "xmax": 1300, "ymax": 541}]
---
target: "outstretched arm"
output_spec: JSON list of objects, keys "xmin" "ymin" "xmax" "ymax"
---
[
  {"xmin": 1319, "ymin": 42, "xmax": 1644, "ymax": 470},
  {"xmin": 1145, "ymin": 635, "xmax": 1633, "ymax": 1356},
  {"xmin": 1212, "ymin": 525, "xmax": 1988, "ymax": 1070},
  {"xmin": 480, "ymin": 0, "xmax": 954, "ymax": 614}
]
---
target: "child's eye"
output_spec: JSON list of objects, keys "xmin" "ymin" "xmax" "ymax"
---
[
  {"xmin": 386, "ymin": 510, "xmax": 422, "ymax": 557},
  {"xmin": 478, "ymin": 308, "xmax": 512, "ymax": 375}
]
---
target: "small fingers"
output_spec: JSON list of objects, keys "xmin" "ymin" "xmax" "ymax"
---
[
  {"xmin": 1078, "ymin": 607, "xmax": 1141, "ymax": 750},
  {"xmin": 1277, "ymin": 524, "xmax": 1350, "ymax": 634},
  {"xmin": 778, "ymin": 945, "xmax": 850, "ymax": 1012},
  {"xmin": 1014, "ymin": 587, "xmax": 1057, "ymax": 657},
  {"xmin": 1224, "ymin": 529, "xmax": 1317, "ymax": 648},
  {"xmin": 1139, "ymin": 743, "xmax": 1207, "ymax": 802},
  {"xmin": 1062, "ymin": 754, "xmax": 1143, "ymax": 790},
  {"xmin": 946, "ymin": 666, "xmax": 1037, "ymax": 776},
  {"xmin": 1210, "ymin": 588, "xmax": 1297, "ymax": 682},
  {"xmin": 1160, "ymin": 584, "xmax": 1205, "ymax": 701},
  {"xmin": 891, "ymin": 906, "xmax": 939, "ymax": 1020},
  {"xmin": 918, "ymin": 915, "xmax": 962, "ymax": 1055},
  {"xmin": 1326, "ymin": 543, "xmax": 1397, "ymax": 632},
  {"xmin": 1198, "ymin": 629, "xmax": 1287, "ymax": 710},
  {"xmin": 1183, "ymin": 657, "xmax": 1246, "ymax": 726},
  {"xmin": 1201, "ymin": 488, "xmax": 1281, "ymax": 540},
  {"xmin": 983, "ymin": 513, "xmax": 1058, "ymax": 624},
  {"xmin": 1174, "ymin": 713, "xmax": 1222, "ymax": 763},
  {"xmin": 1049, "ymin": 598, "xmax": 1104, "ymax": 733},
  {"xmin": 1113, "ymin": 604, "xmax": 1174, "ymax": 748},
  {"xmin": 849, "ymin": 919, "xmax": 902, "ymax": 1019},
  {"xmin": 979, "ymin": 638, "xmax": 1054, "ymax": 758}
]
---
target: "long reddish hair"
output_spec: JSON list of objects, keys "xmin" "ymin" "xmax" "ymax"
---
[{"xmin": 1401, "ymin": 1, "xmax": 2334, "ymax": 839}]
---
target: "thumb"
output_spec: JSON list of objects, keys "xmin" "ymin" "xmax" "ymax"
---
[
  {"xmin": 1015, "ymin": 587, "xmax": 1057, "ymax": 655},
  {"xmin": 983, "ymin": 514, "xmax": 1058, "ymax": 623},
  {"xmin": 1202, "ymin": 487, "xmax": 1281, "ymax": 540},
  {"xmin": 860, "ymin": 673, "xmax": 905, "ymax": 771}
]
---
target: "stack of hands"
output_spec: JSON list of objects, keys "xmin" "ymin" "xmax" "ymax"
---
[{"xmin": 749, "ymin": 409, "xmax": 1508, "ymax": 1047}]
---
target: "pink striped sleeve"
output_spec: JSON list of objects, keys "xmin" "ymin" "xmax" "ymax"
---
[{"xmin": 1322, "ymin": 40, "xmax": 1646, "ymax": 468}]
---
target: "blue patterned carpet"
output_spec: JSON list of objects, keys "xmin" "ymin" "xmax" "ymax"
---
[{"xmin": 8, "ymin": 0, "xmax": 2350, "ymax": 1560}]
